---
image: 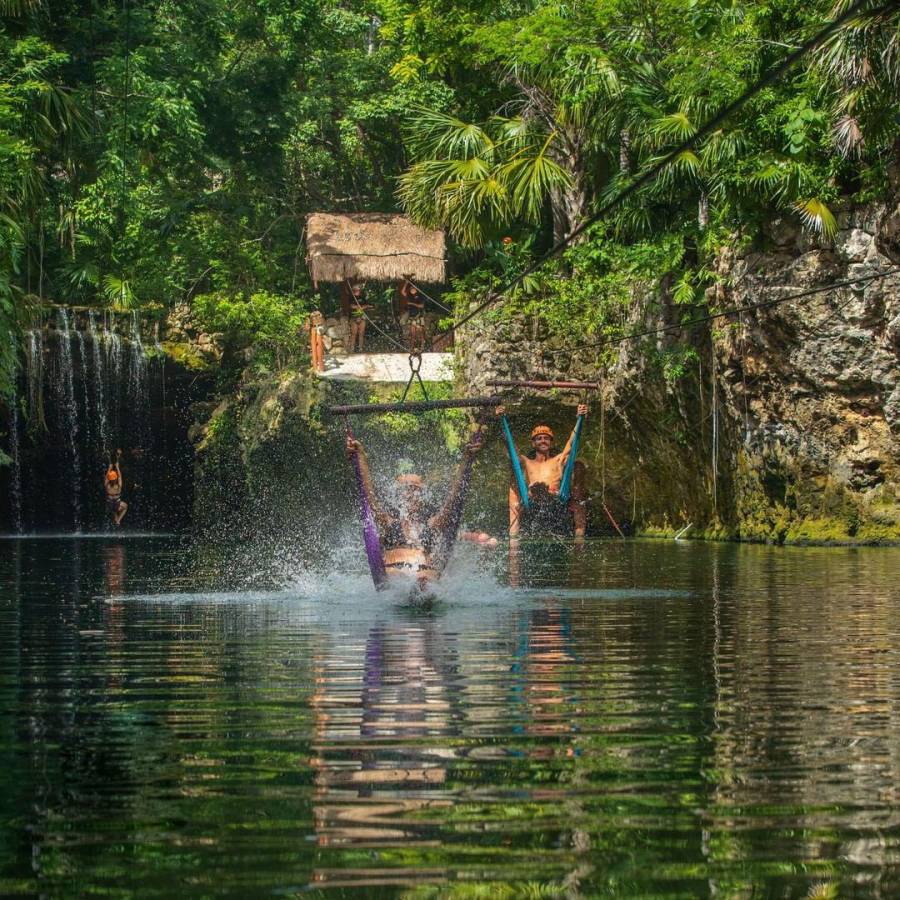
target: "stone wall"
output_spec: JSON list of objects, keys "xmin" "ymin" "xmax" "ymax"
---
[{"xmin": 456, "ymin": 198, "xmax": 900, "ymax": 544}]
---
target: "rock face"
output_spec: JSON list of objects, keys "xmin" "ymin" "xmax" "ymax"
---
[{"xmin": 458, "ymin": 200, "xmax": 899, "ymax": 544}]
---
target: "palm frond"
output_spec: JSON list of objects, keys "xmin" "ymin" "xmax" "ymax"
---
[
  {"xmin": 102, "ymin": 274, "xmax": 137, "ymax": 310},
  {"xmin": 794, "ymin": 198, "xmax": 837, "ymax": 238}
]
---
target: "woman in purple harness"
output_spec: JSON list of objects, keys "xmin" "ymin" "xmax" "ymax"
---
[{"xmin": 345, "ymin": 434, "xmax": 483, "ymax": 591}]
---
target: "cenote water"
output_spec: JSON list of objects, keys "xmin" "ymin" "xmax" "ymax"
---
[{"xmin": 1, "ymin": 536, "xmax": 898, "ymax": 897}]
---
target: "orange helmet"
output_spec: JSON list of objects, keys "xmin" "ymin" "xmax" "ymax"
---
[
  {"xmin": 530, "ymin": 424, "xmax": 554, "ymax": 439},
  {"xmin": 106, "ymin": 467, "xmax": 119, "ymax": 483}
]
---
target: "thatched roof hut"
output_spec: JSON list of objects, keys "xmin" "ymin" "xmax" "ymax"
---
[{"xmin": 305, "ymin": 212, "xmax": 446, "ymax": 286}]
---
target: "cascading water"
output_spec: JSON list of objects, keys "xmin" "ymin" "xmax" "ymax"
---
[
  {"xmin": 76, "ymin": 325, "xmax": 93, "ymax": 453},
  {"xmin": 8, "ymin": 387, "xmax": 23, "ymax": 533},
  {"xmin": 5, "ymin": 306, "xmax": 202, "ymax": 533},
  {"xmin": 128, "ymin": 311, "xmax": 150, "ymax": 450},
  {"xmin": 55, "ymin": 309, "xmax": 82, "ymax": 529},
  {"xmin": 26, "ymin": 329, "xmax": 43, "ymax": 431},
  {"xmin": 88, "ymin": 312, "xmax": 110, "ymax": 455}
]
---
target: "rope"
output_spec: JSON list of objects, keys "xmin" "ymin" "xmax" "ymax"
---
[
  {"xmin": 400, "ymin": 351, "xmax": 428, "ymax": 402},
  {"xmin": 431, "ymin": 409, "xmax": 491, "ymax": 573},
  {"xmin": 120, "ymin": 0, "xmax": 131, "ymax": 239},
  {"xmin": 600, "ymin": 380, "xmax": 606, "ymax": 505},
  {"xmin": 500, "ymin": 414, "xmax": 530, "ymax": 509},
  {"xmin": 558, "ymin": 414, "xmax": 584, "ymax": 504},
  {"xmin": 344, "ymin": 416, "xmax": 388, "ymax": 590},
  {"xmin": 426, "ymin": 0, "xmax": 889, "ymax": 350}
]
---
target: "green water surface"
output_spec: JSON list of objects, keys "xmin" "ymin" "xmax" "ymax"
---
[{"xmin": 1, "ymin": 537, "xmax": 898, "ymax": 897}]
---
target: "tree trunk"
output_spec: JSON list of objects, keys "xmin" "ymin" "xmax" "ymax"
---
[
  {"xmin": 619, "ymin": 129, "xmax": 632, "ymax": 173},
  {"xmin": 549, "ymin": 145, "xmax": 589, "ymax": 243},
  {"xmin": 698, "ymin": 191, "xmax": 709, "ymax": 229}
]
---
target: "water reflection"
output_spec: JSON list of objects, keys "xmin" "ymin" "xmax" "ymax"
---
[
  {"xmin": 0, "ymin": 539, "xmax": 899, "ymax": 896},
  {"xmin": 310, "ymin": 617, "xmax": 458, "ymax": 888}
]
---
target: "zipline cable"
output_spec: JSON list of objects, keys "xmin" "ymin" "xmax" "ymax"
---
[
  {"xmin": 403, "ymin": 277, "xmax": 453, "ymax": 314},
  {"xmin": 427, "ymin": 0, "xmax": 892, "ymax": 349}
]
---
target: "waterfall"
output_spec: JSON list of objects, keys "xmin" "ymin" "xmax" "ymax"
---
[
  {"xmin": 8, "ymin": 387, "xmax": 23, "ymax": 533},
  {"xmin": 75, "ymin": 325, "xmax": 92, "ymax": 453},
  {"xmin": 88, "ymin": 312, "xmax": 110, "ymax": 455},
  {"xmin": 55, "ymin": 309, "xmax": 81, "ymax": 529},
  {"xmin": 128, "ymin": 311, "xmax": 150, "ymax": 448},
  {"xmin": 26, "ymin": 329, "xmax": 43, "ymax": 431}
]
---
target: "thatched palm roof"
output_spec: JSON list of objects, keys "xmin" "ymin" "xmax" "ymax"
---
[{"xmin": 305, "ymin": 212, "xmax": 446, "ymax": 285}]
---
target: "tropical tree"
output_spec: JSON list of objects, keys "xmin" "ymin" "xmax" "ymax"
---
[
  {"xmin": 398, "ymin": 109, "xmax": 572, "ymax": 247},
  {"xmin": 813, "ymin": 0, "xmax": 900, "ymax": 157}
]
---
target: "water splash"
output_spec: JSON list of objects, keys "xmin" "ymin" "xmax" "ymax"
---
[
  {"xmin": 55, "ymin": 309, "xmax": 81, "ymax": 530},
  {"xmin": 8, "ymin": 386, "xmax": 23, "ymax": 533},
  {"xmin": 88, "ymin": 312, "xmax": 110, "ymax": 455}
]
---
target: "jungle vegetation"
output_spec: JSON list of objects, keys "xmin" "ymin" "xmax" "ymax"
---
[{"xmin": 0, "ymin": 0, "xmax": 897, "ymax": 397}]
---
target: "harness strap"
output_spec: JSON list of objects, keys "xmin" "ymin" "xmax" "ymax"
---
[
  {"xmin": 501, "ymin": 415, "xmax": 530, "ymax": 509},
  {"xmin": 431, "ymin": 410, "xmax": 490, "ymax": 573},
  {"xmin": 558, "ymin": 414, "xmax": 584, "ymax": 503},
  {"xmin": 345, "ymin": 417, "xmax": 388, "ymax": 590}
]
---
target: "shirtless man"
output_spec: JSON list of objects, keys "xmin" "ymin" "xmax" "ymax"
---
[
  {"xmin": 346, "ymin": 432, "xmax": 483, "ymax": 589},
  {"xmin": 104, "ymin": 450, "xmax": 129, "ymax": 526},
  {"xmin": 498, "ymin": 404, "xmax": 588, "ymax": 538}
]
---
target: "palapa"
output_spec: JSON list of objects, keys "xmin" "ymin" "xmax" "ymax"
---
[{"xmin": 305, "ymin": 212, "xmax": 446, "ymax": 285}]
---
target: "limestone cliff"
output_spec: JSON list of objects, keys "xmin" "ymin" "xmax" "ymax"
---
[{"xmin": 459, "ymin": 199, "xmax": 899, "ymax": 544}]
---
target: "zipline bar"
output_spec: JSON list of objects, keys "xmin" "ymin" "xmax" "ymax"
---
[
  {"xmin": 329, "ymin": 397, "xmax": 500, "ymax": 415},
  {"xmin": 488, "ymin": 379, "xmax": 601, "ymax": 391}
]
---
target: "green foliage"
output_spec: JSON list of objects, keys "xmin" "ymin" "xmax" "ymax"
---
[
  {"xmin": 192, "ymin": 290, "xmax": 312, "ymax": 370},
  {"xmin": 0, "ymin": 0, "xmax": 897, "ymax": 398}
]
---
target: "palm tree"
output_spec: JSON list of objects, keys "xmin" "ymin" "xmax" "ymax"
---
[
  {"xmin": 813, "ymin": 0, "xmax": 900, "ymax": 157},
  {"xmin": 398, "ymin": 109, "xmax": 573, "ymax": 248}
]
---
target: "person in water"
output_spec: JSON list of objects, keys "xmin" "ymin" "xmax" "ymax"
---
[
  {"xmin": 345, "ymin": 432, "xmax": 484, "ymax": 587},
  {"xmin": 104, "ymin": 450, "xmax": 129, "ymax": 526},
  {"xmin": 498, "ymin": 404, "xmax": 588, "ymax": 538}
]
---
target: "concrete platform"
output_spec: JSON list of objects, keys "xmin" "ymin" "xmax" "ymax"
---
[{"xmin": 318, "ymin": 352, "xmax": 454, "ymax": 383}]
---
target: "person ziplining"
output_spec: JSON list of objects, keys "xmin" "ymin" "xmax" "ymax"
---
[
  {"xmin": 104, "ymin": 450, "xmax": 129, "ymax": 527},
  {"xmin": 345, "ymin": 430, "xmax": 483, "ymax": 593},
  {"xmin": 498, "ymin": 403, "xmax": 588, "ymax": 539},
  {"xmin": 331, "ymin": 397, "xmax": 495, "ymax": 598}
]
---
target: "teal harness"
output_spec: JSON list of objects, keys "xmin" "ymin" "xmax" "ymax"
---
[{"xmin": 502, "ymin": 413, "xmax": 584, "ymax": 507}]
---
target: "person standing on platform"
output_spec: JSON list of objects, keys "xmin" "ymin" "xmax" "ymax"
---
[
  {"xmin": 349, "ymin": 284, "xmax": 372, "ymax": 353},
  {"xmin": 304, "ymin": 310, "xmax": 326, "ymax": 372},
  {"xmin": 401, "ymin": 280, "xmax": 426, "ymax": 352}
]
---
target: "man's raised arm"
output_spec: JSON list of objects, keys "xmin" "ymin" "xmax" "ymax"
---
[{"xmin": 559, "ymin": 404, "xmax": 588, "ymax": 466}]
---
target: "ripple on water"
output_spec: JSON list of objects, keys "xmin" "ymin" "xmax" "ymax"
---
[{"xmin": 0, "ymin": 539, "xmax": 899, "ymax": 896}]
